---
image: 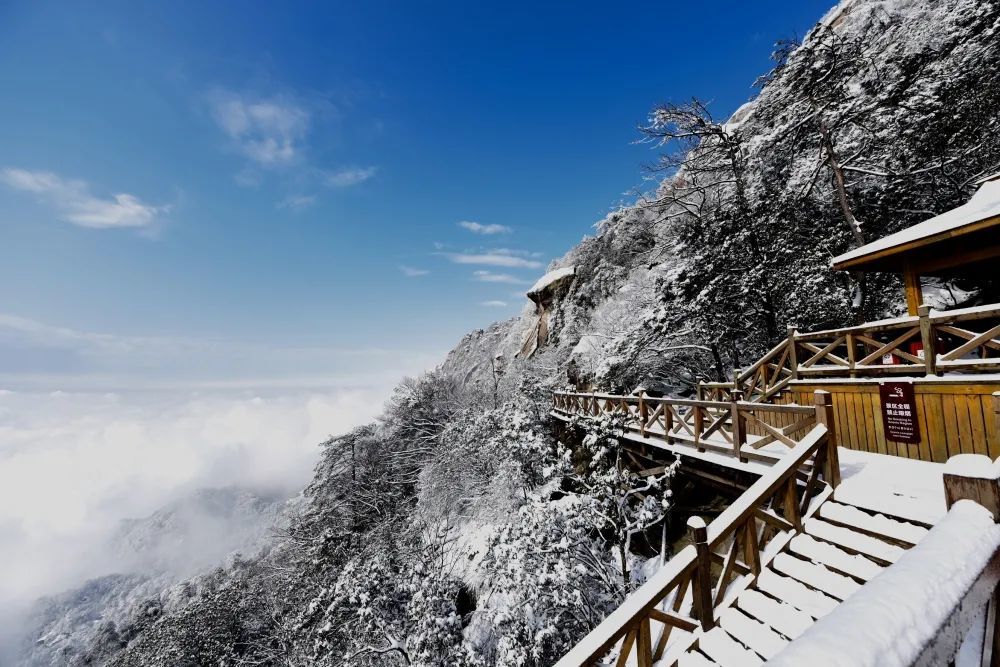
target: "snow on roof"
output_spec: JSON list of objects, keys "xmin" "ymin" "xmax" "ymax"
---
[
  {"xmin": 527, "ymin": 266, "xmax": 575, "ymax": 295},
  {"xmin": 768, "ymin": 499, "xmax": 1000, "ymax": 667},
  {"xmin": 832, "ymin": 174, "xmax": 1000, "ymax": 268}
]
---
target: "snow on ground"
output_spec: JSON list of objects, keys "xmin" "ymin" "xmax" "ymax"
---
[{"xmin": 835, "ymin": 447, "xmax": 948, "ymax": 524}]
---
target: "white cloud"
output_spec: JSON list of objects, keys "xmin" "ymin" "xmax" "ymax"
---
[
  {"xmin": 480, "ymin": 300, "xmax": 508, "ymax": 307},
  {"xmin": 0, "ymin": 168, "xmax": 166, "ymax": 230},
  {"xmin": 458, "ymin": 220, "xmax": 511, "ymax": 235},
  {"xmin": 325, "ymin": 166, "xmax": 377, "ymax": 187},
  {"xmin": 399, "ymin": 265, "xmax": 429, "ymax": 277},
  {"xmin": 472, "ymin": 270, "xmax": 527, "ymax": 284},
  {"xmin": 0, "ymin": 387, "xmax": 385, "ymax": 609},
  {"xmin": 208, "ymin": 91, "xmax": 309, "ymax": 167},
  {"xmin": 444, "ymin": 251, "xmax": 543, "ymax": 269},
  {"xmin": 277, "ymin": 194, "xmax": 317, "ymax": 211}
]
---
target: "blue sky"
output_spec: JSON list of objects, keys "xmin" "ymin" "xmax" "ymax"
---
[{"xmin": 0, "ymin": 0, "xmax": 834, "ymax": 390}]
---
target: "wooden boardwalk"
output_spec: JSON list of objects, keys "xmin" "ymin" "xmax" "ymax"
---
[{"xmin": 552, "ymin": 384, "xmax": 999, "ymax": 665}]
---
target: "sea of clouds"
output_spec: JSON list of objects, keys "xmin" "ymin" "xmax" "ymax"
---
[{"xmin": 0, "ymin": 386, "xmax": 386, "ymax": 609}]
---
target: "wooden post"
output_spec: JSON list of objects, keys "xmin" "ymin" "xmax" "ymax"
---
[
  {"xmin": 813, "ymin": 390, "xmax": 840, "ymax": 488},
  {"xmin": 903, "ymin": 267, "xmax": 923, "ymax": 316},
  {"xmin": 846, "ymin": 332, "xmax": 857, "ymax": 378},
  {"xmin": 730, "ymin": 390, "xmax": 746, "ymax": 462},
  {"xmin": 639, "ymin": 393, "xmax": 648, "ymax": 438},
  {"xmin": 688, "ymin": 516, "xmax": 714, "ymax": 631},
  {"xmin": 784, "ymin": 477, "xmax": 802, "ymax": 531},
  {"xmin": 787, "ymin": 325, "xmax": 799, "ymax": 381},
  {"xmin": 693, "ymin": 406, "xmax": 705, "ymax": 452},
  {"xmin": 943, "ymin": 454, "xmax": 1000, "ymax": 521},
  {"xmin": 744, "ymin": 521, "xmax": 761, "ymax": 576},
  {"xmin": 918, "ymin": 304, "xmax": 938, "ymax": 376},
  {"xmin": 636, "ymin": 617, "xmax": 653, "ymax": 667},
  {"xmin": 663, "ymin": 404, "xmax": 673, "ymax": 443}
]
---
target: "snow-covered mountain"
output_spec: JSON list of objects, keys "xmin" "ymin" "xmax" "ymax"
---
[{"xmin": 15, "ymin": 0, "xmax": 1000, "ymax": 664}]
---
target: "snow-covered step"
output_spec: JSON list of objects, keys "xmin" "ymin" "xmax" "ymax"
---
[
  {"xmin": 832, "ymin": 487, "xmax": 937, "ymax": 528},
  {"xmin": 736, "ymin": 589, "xmax": 813, "ymax": 640},
  {"xmin": 818, "ymin": 501, "xmax": 928, "ymax": 546},
  {"xmin": 718, "ymin": 607, "xmax": 787, "ymax": 660},
  {"xmin": 788, "ymin": 533, "xmax": 883, "ymax": 582},
  {"xmin": 770, "ymin": 553, "xmax": 861, "ymax": 601},
  {"xmin": 756, "ymin": 569, "xmax": 839, "ymax": 619},
  {"xmin": 697, "ymin": 627, "xmax": 763, "ymax": 667},
  {"xmin": 804, "ymin": 518, "xmax": 904, "ymax": 564},
  {"xmin": 674, "ymin": 650, "xmax": 718, "ymax": 667}
]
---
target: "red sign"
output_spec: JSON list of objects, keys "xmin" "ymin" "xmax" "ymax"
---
[{"xmin": 878, "ymin": 381, "xmax": 920, "ymax": 444}]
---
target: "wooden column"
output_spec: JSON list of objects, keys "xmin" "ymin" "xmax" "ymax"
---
[
  {"xmin": 846, "ymin": 332, "xmax": 858, "ymax": 378},
  {"xmin": 688, "ymin": 516, "xmax": 714, "ymax": 631},
  {"xmin": 814, "ymin": 390, "xmax": 840, "ymax": 487},
  {"xmin": 904, "ymin": 267, "xmax": 923, "ymax": 316},
  {"xmin": 787, "ymin": 325, "xmax": 799, "ymax": 381},
  {"xmin": 693, "ymin": 406, "xmax": 705, "ymax": 452},
  {"xmin": 730, "ymin": 390, "xmax": 746, "ymax": 462},
  {"xmin": 639, "ymin": 393, "xmax": 648, "ymax": 437},
  {"xmin": 918, "ymin": 304, "xmax": 938, "ymax": 376}
]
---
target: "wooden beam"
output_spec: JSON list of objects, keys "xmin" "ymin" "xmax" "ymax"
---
[{"xmin": 904, "ymin": 267, "xmax": 923, "ymax": 317}]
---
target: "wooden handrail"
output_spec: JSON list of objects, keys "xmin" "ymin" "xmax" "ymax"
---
[{"xmin": 554, "ymin": 424, "xmax": 832, "ymax": 667}]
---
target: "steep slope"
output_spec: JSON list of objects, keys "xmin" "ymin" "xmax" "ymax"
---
[{"xmin": 29, "ymin": 1, "xmax": 1000, "ymax": 665}]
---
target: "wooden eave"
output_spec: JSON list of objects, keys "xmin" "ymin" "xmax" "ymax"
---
[{"xmin": 831, "ymin": 213, "xmax": 1000, "ymax": 274}]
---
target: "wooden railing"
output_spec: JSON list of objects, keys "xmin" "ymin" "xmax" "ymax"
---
[
  {"xmin": 698, "ymin": 302, "xmax": 1000, "ymax": 401},
  {"xmin": 554, "ymin": 423, "xmax": 837, "ymax": 667},
  {"xmin": 553, "ymin": 389, "xmax": 838, "ymax": 473}
]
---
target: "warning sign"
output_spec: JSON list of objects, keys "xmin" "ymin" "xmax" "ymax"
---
[{"xmin": 878, "ymin": 381, "xmax": 920, "ymax": 444}]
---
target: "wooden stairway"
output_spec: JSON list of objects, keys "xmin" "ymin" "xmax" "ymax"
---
[{"xmin": 671, "ymin": 496, "xmax": 930, "ymax": 667}]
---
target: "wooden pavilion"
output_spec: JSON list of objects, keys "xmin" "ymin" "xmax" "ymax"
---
[{"xmin": 831, "ymin": 173, "xmax": 1000, "ymax": 315}]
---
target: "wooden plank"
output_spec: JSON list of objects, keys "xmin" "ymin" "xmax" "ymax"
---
[
  {"xmin": 983, "ymin": 393, "xmax": 1000, "ymax": 460},
  {"xmin": 969, "ymin": 393, "xmax": 989, "ymax": 458},
  {"xmin": 869, "ymin": 389, "xmax": 889, "ymax": 455},
  {"xmin": 926, "ymin": 393, "xmax": 948, "ymax": 463},
  {"xmin": 860, "ymin": 391, "xmax": 878, "ymax": 455},
  {"xmin": 648, "ymin": 608, "xmax": 698, "ymax": 633},
  {"xmin": 915, "ymin": 393, "xmax": 932, "ymax": 463},
  {"xmin": 845, "ymin": 392, "xmax": 860, "ymax": 454},
  {"xmin": 956, "ymin": 394, "xmax": 976, "ymax": 455},
  {"xmin": 943, "ymin": 395, "xmax": 962, "ymax": 458},
  {"xmin": 835, "ymin": 391, "xmax": 856, "ymax": 452},
  {"xmin": 847, "ymin": 390, "xmax": 865, "ymax": 453},
  {"xmin": 615, "ymin": 629, "xmax": 636, "ymax": 667}
]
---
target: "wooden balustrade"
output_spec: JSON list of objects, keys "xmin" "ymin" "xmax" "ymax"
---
[
  {"xmin": 694, "ymin": 302, "xmax": 1000, "ymax": 402},
  {"xmin": 552, "ymin": 389, "xmax": 829, "ymax": 466},
  {"xmin": 553, "ymin": 423, "xmax": 835, "ymax": 667}
]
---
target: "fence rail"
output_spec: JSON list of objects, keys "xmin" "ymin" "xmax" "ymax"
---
[
  {"xmin": 698, "ymin": 302, "xmax": 1000, "ymax": 402},
  {"xmin": 554, "ymin": 423, "xmax": 837, "ymax": 667},
  {"xmin": 553, "ymin": 389, "xmax": 837, "ymax": 473}
]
